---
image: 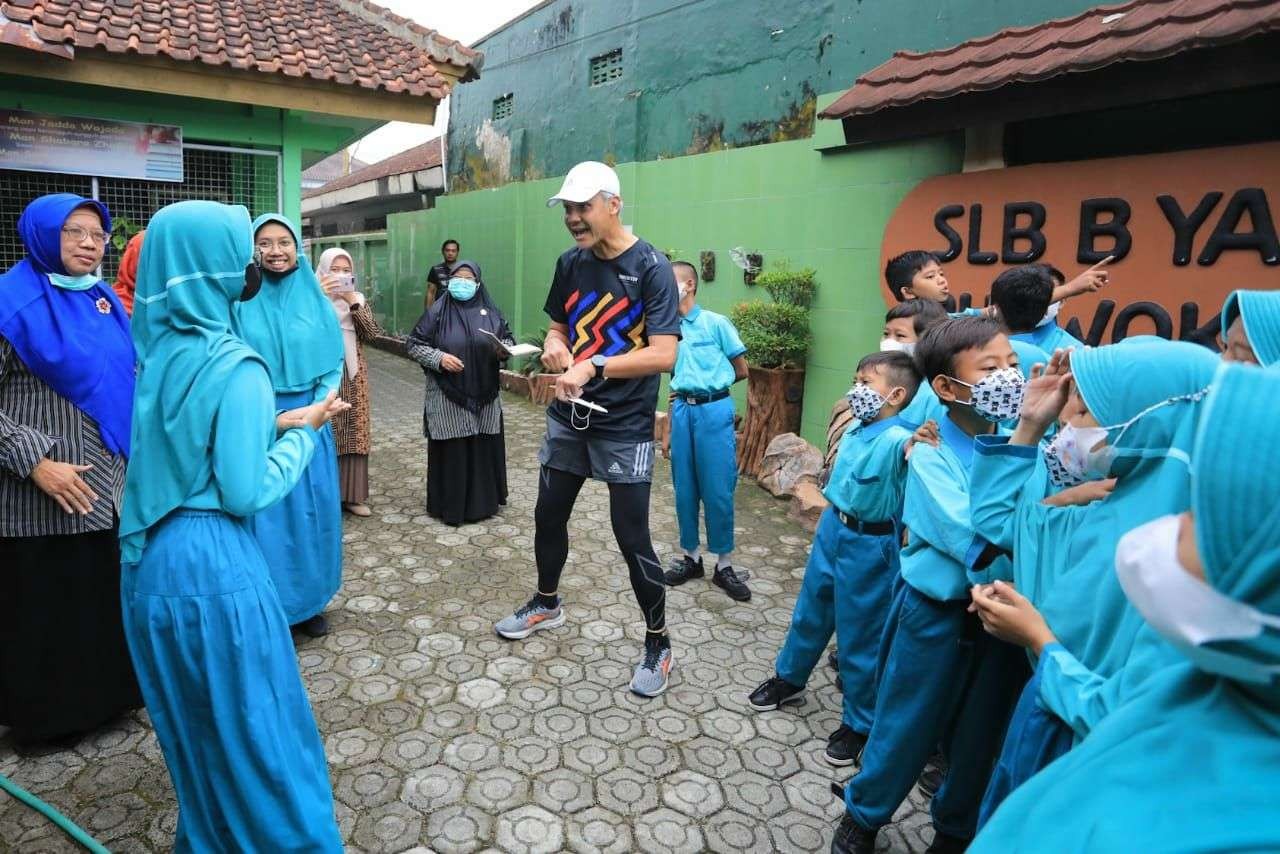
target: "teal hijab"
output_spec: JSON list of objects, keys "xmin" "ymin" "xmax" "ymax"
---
[
  {"xmin": 972, "ymin": 360, "xmax": 1280, "ymax": 853},
  {"xmin": 1191, "ymin": 362, "xmax": 1280, "ymax": 679},
  {"xmin": 1222, "ymin": 289, "xmax": 1280, "ymax": 367},
  {"xmin": 237, "ymin": 214, "xmax": 342, "ymax": 392},
  {"xmin": 119, "ymin": 201, "xmax": 265, "ymax": 563},
  {"xmin": 1002, "ymin": 339, "xmax": 1218, "ymax": 681}
]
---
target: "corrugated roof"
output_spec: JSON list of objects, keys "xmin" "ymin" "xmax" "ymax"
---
[
  {"xmin": 820, "ymin": 0, "xmax": 1280, "ymax": 120},
  {"xmin": 0, "ymin": 0, "xmax": 481, "ymax": 99},
  {"xmin": 304, "ymin": 151, "xmax": 372, "ymax": 185},
  {"xmin": 303, "ymin": 136, "xmax": 444, "ymax": 199}
]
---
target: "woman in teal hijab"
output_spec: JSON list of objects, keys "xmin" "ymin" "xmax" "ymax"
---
[
  {"xmin": 971, "ymin": 361, "xmax": 1280, "ymax": 852},
  {"xmin": 238, "ymin": 213, "xmax": 345, "ymax": 637},
  {"xmin": 119, "ymin": 201, "xmax": 343, "ymax": 852},
  {"xmin": 1221, "ymin": 288, "xmax": 1280, "ymax": 366},
  {"xmin": 966, "ymin": 338, "xmax": 1218, "ymax": 822}
]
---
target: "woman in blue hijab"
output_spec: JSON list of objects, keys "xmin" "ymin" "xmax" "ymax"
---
[
  {"xmin": 238, "ymin": 213, "xmax": 345, "ymax": 637},
  {"xmin": 1221, "ymin": 289, "xmax": 1280, "ymax": 366},
  {"xmin": 966, "ymin": 338, "xmax": 1218, "ymax": 822},
  {"xmin": 0, "ymin": 193, "xmax": 141, "ymax": 743},
  {"xmin": 119, "ymin": 200, "xmax": 343, "ymax": 852},
  {"xmin": 971, "ymin": 361, "xmax": 1280, "ymax": 852}
]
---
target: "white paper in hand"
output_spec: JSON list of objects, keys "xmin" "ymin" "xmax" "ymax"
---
[{"xmin": 479, "ymin": 328, "xmax": 541, "ymax": 358}]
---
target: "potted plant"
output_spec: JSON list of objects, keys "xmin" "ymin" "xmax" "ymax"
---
[
  {"xmin": 730, "ymin": 263, "xmax": 815, "ymax": 476},
  {"xmin": 499, "ymin": 330, "xmax": 546, "ymax": 399}
]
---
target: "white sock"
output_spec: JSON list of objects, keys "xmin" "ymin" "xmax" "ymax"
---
[
  {"xmin": 716, "ymin": 553, "xmax": 732, "ymax": 570},
  {"xmin": 684, "ymin": 547, "xmax": 701, "ymax": 562}
]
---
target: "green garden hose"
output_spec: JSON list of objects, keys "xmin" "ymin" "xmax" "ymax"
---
[{"xmin": 0, "ymin": 770, "xmax": 110, "ymax": 853}]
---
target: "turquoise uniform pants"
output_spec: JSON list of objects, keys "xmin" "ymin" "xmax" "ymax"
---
[
  {"xmin": 774, "ymin": 507, "xmax": 900, "ymax": 733},
  {"xmin": 976, "ymin": 660, "xmax": 1075, "ymax": 829},
  {"xmin": 845, "ymin": 581, "xmax": 1028, "ymax": 839},
  {"xmin": 670, "ymin": 396, "xmax": 737, "ymax": 554}
]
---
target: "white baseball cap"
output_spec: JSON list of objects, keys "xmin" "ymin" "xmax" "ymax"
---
[{"xmin": 546, "ymin": 161, "xmax": 621, "ymax": 207}]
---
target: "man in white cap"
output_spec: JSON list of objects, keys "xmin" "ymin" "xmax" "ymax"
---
[{"xmin": 494, "ymin": 161, "xmax": 681, "ymax": 698}]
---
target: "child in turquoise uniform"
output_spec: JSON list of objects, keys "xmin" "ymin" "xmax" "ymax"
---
[
  {"xmin": 1221, "ymin": 288, "xmax": 1280, "ymax": 366},
  {"xmin": 747, "ymin": 351, "xmax": 921, "ymax": 767},
  {"xmin": 971, "ymin": 361, "xmax": 1280, "ymax": 853},
  {"xmin": 1014, "ymin": 263, "xmax": 1087, "ymax": 353},
  {"xmin": 119, "ymin": 201, "xmax": 344, "ymax": 853},
  {"xmin": 966, "ymin": 338, "xmax": 1218, "ymax": 825},
  {"xmin": 238, "ymin": 213, "xmax": 345, "ymax": 637},
  {"xmin": 832, "ymin": 317, "xmax": 1029, "ymax": 854},
  {"xmin": 882, "ymin": 299, "xmax": 947, "ymax": 428},
  {"xmin": 662, "ymin": 261, "xmax": 750, "ymax": 600}
]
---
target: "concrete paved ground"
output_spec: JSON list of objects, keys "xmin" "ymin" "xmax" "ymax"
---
[{"xmin": 0, "ymin": 347, "xmax": 931, "ymax": 853}]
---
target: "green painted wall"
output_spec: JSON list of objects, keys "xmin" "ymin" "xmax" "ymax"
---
[
  {"xmin": 449, "ymin": 0, "xmax": 1102, "ymax": 189},
  {"xmin": 385, "ymin": 125, "xmax": 963, "ymax": 447},
  {"xmin": 0, "ymin": 73, "xmax": 379, "ymax": 225}
]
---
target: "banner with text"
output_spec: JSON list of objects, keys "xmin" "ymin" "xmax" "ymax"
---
[{"xmin": 0, "ymin": 109, "xmax": 182, "ymax": 182}]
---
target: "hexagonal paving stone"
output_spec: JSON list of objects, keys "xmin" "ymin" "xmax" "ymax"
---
[
  {"xmin": 679, "ymin": 735, "xmax": 744, "ymax": 779},
  {"xmin": 706, "ymin": 807, "xmax": 775, "ymax": 852},
  {"xmin": 334, "ymin": 761, "xmax": 401, "ymax": 809},
  {"xmin": 699, "ymin": 708, "xmax": 757, "ymax": 746},
  {"xmin": 427, "ymin": 803, "xmax": 494, "ymax": 854},
  {"xmin": 596, "ymin": 766, "xmax": 659, "ymax": 817},
  {"xmin": 508, "ymin": 680, "xmax": 561, "ymax": 712},
  {"xmin": 496, "ymin": 804, "xmax": 566, "ymax": 854},
  {"xmin": 466, "ymin": 766, "xmax": 531, "ymax": 812},
  {"xmin": 661, "ymin": 769, "xmax": 725, "ymax": 818},
  {"xmin": 623, "ymin": 737, "xmax": 681, "ymax": 778},
  {"xmin": 484, "ymin": 654, "xmax": 534, "ymax": 683},
  {"xmin": 457, "ymin": 677, "xmax": 508, "ymax": 710},
  {"xmin": 561, "ymin": 735, "xmax": 621, "ymax": 776},
  {"xmin": 633, "ymin": 806, "xmax": 705, "ymax": 854},
  {"xmin": 532, "ymin": 766, "xmax": 594, "ymax": 814},
  {"xmin": 442, "ymin": 732, "xmax": 501, "ymax": 772},
  {"xmin": 381, "ymin": 729, "xmax": 442, "ymax": 771},
  {"xmin": 400, "ymin": 763, "xmax": 464, "ymax": 812},
  {"xmin": 531, "ymin": 706, "xmax": 588, "ymax": 743},
  {"xmin": 784, "ymin": 768, "xmax": 847, "ymax": 821},
  {"xmin": 586, "ymin": 706, "xmax": 643, "ymax": 743},
  {"xmin": 503, "ymin": 736, "xmax": 562, "ymax": 776},
  {"xmin": 325, "ymin": 726, "xmax": 382, "ymax": 768}
]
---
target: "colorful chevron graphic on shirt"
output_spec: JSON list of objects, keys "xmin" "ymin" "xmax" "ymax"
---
[{"xmin": 564, "ymin": 289, "xmax": 647, "ymax": 361}]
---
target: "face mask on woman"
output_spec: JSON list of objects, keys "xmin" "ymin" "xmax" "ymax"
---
[
  {"xmin": 1116, "ymin": 515, "xmax": 1280, "ymax": 684},
  {"xmin": 448, "ymin": 277, "xmax": 478, "ymax": 301}
]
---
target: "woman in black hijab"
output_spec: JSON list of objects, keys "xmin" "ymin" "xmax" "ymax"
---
[{"xmin": 406, "ymin": 260, "xmax": 513, "ymax": 525}]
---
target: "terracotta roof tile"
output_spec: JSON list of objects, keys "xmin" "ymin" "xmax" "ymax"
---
[
  {"xmin": 820, "ymin": 0, "xmax": 1280, "ymax": 119},
  {"xmin": 303, "ymin": 136, "xmax": 444, "ymax": 199},
  {"xmin": 0, "ymin": 0, "xmax": 481, "ymax": 98}
]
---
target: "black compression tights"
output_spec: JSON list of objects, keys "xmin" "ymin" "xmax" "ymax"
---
[{"xmin": 534, "ymin": 465, "xmax": 667, "ymax": 633}]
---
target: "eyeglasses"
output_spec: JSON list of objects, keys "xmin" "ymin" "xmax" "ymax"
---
[
  {"xmin": 62, "ymin": 225, "xmax": 109, "ymax": 245},
  {"xmin": 255, "ymin": 238, "xmax": 296, "ymax": 251}
]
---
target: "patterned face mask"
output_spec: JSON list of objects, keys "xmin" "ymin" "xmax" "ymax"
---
[
  {"xmin": 947, "ymin": 367, "xmax": 1025, "ymax": 423},
  {"xmin": 847, "ymin": 383, "xmax": 888, "ymax": 423},
  {"xmin": 1042, "ymin": 422, "xmax": 1111, "ymax": 488}
]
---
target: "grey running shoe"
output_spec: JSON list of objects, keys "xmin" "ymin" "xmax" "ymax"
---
[
  {"xmin": 630, "ymin": 636, "xmax": 674, "ymax": 697},
  {"xmin": 495, "ymin": 596, "xmax": 565, "ymax": 640}
]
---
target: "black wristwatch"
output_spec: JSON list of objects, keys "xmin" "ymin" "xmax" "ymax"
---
[{"xmin": 591, "ymin": 354, "xmax": 608, "ymax": 379}]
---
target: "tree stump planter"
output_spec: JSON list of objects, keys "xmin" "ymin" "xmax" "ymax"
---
[
  {"xmin": 737, "ymin": 365, "xmax": 805, "ymax": 477},
  {"xmin": 530, "ymin": 373, "xmax": 559, "ymax": 406}
]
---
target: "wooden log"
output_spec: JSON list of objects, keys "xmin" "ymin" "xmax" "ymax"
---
[{"xmin": 737, "ymin": 365, "xmax": 805, "ymax": 477}]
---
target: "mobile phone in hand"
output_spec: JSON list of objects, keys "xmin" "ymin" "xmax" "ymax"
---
[{"xmin": 334, "ymin": 273, "xmax": 356, "ymax": 294}]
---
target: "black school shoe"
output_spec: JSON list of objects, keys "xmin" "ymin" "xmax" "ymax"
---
[
  {"xmin": 830, "ymin": 813, "xmax": 878, "ymax": 854},
  {"xmin": 824, "ymin": 724, "xmax": 867, "ymax": 767},
  {"xmin": 713, "ymin": 565, "xmax": 751, "ymax": 601},
  {"xmin": 297, "ymin": 613, "xmax": 329, "ymax": 638},
  {"xmin": 828, "ymin": 649, "xmax": 839, "ymax": 671},
  {"xmin": 925, "ymin": 831, "xmax": 968, "ymax": 853},
  {"xmin": 664, "ymin": 555, "xmax": 705, "ymax": 586},
  {"xmin": 918, "ymin": 752, "xmax": 948, "ymax": 798},
  {"xmin": 746, "ymin": 675, "xmax": 804, "ymax": 711}
]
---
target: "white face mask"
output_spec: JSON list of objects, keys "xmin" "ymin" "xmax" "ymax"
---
[
  {"xmin": 1115, "ymin": 515, "xmax": 1280, "ymax": 684},
  {"xmin": 1036, "ymin": 300, "xmax": 1062, "ymax": 328},
  {"xmin": 880, "ymin": 338, "xmax": 915, "ymax": 355},
  {"xmin": 1042, "ymin": 422, "xmax": 1111, "ymax": 488}
]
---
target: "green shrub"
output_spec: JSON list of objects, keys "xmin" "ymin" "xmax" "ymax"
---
[
  {"xmin": 730, "ymin": 300, "xmax": 811, "ymax": 369},
  {"xmin": 756, "ymin": 264, "xmax": 816, "ymax": 308}
]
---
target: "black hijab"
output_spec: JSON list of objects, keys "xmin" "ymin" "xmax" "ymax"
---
[{"xmin": 408, "ymin": 260, "xmax": 513, "ymax": 413}]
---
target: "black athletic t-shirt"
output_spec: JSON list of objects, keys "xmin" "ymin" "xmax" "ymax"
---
[
  {"xmin": 427, "ymin": 261, "xmax": 451, "ymax": 288},
  {"xmin": 543, "ymin": 238, "xmax": 680, "ymax": 441}
]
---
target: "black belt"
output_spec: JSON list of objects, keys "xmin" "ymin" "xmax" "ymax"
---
[
  {"xmin": 835, "ymin": 509, "xmax": 895, "ymax": 536},
  {"xmin": 674, "ymin": 389, "xmax": 730, "ymax": 405}
]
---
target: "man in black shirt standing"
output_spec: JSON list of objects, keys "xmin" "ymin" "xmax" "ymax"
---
[
  {"xmin": 494, "ymin": 161, "xmax": 681, "ymax": 698},
  {"xmin": 424, "ymin": 238, "xmax": 459, "ymax": 308}
]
